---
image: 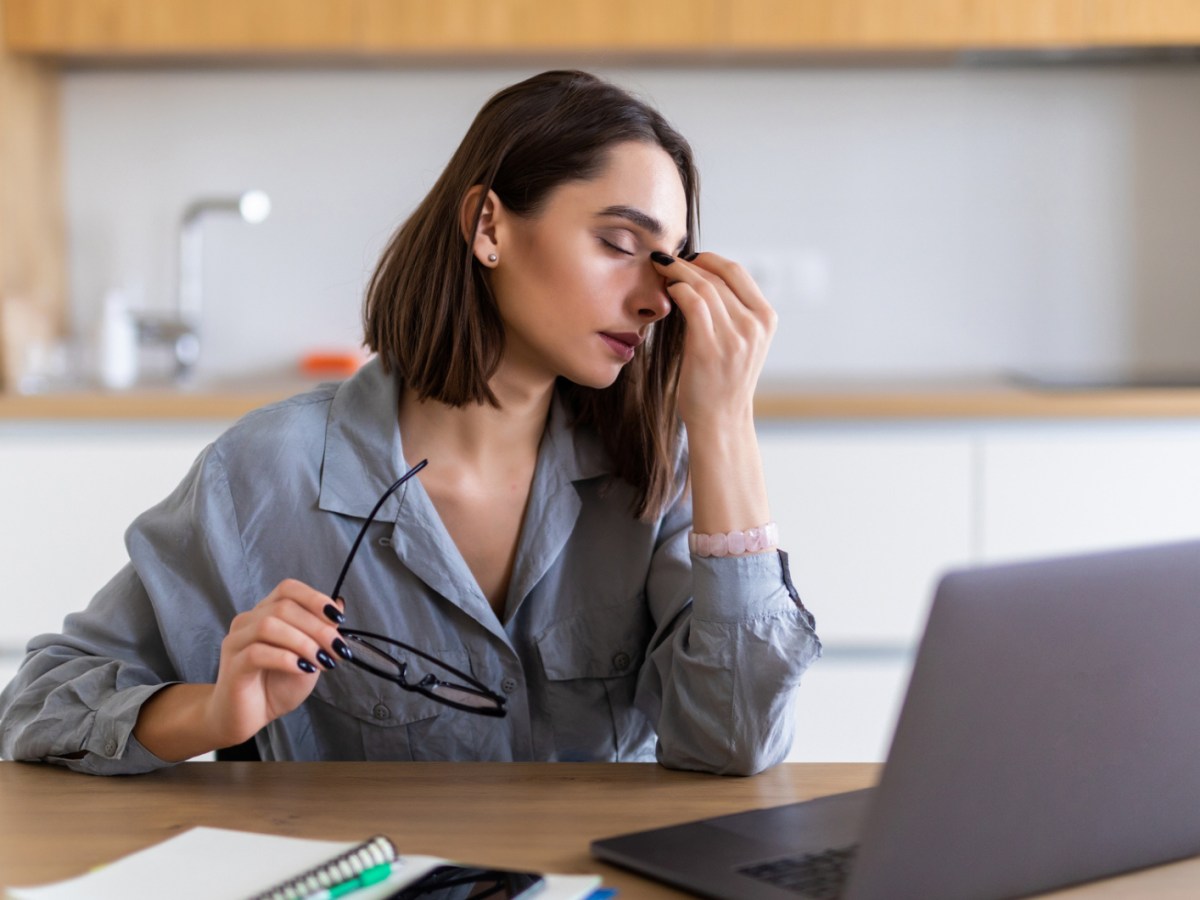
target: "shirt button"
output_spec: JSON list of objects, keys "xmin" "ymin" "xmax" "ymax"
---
[
  {"xmin": 501, "ymin": 677, "xmax": 518, "ymax": 694},
  {"xmin": 612, "ymin": 652, "xmax": 631, "ymax": 672},
  {"xmin": 104, "ymin": 739, "xmax": 117, "ymax": 755},
  {"xmin": 372, "ymin": 703, "xmax": 391, "ymax": 720}
]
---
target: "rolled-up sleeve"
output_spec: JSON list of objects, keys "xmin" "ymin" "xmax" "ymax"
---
[
  {"xmin": 0, "ymin": 444, "xmax": 245, "ymax": 774},
  {"xmin": 636, "ymin": 487, "xmax": 822, "ymax": 776},
  {"xmin": 0, "ymin": 564, "xmax": 182, "ymax": 774}
]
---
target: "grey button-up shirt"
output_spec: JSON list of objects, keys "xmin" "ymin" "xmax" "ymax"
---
[{"xmin": 0, "ymin": 360, "xmax": 820, "ymax": 775}]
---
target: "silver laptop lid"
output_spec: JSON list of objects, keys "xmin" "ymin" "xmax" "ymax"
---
[{"xmin": 848, "ymin": 540, "xmax": 1200, "ymax": 900}]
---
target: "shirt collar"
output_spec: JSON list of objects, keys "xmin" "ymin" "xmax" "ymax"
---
[{"xmin": 318, "ymin": 359, "xmax": 611, "ymax": 521}]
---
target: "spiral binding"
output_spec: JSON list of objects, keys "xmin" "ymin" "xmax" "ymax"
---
[{"xmin": 249, "ymin": 834, "xmax": 398, "ymax": 900}]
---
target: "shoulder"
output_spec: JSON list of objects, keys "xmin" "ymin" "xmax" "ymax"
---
[
  {"xmin": 202, "ymin": 359, "xmax": 398, "ymax": 504},
  {"xmin": 211, "ymin": 381, "xmax": 339, "ymax": 469}
]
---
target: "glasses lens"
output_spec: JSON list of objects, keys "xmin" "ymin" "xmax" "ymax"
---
[
  {"xmin": 418, "ymin": 676, "xmax": 503, "ymax": 711},
  {"xmin": 345, "ymin": 635, "xmax": 405, "ymax": 679},
  {"xmin": 341, "ymin": 630, "xmax": 505, "ymax": 715}
]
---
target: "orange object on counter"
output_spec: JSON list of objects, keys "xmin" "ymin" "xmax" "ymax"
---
[{"xmin": 299, "ymin": 351, "xmax": 367, "ymax": 378}]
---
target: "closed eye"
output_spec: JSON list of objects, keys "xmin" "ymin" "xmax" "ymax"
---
[{"xmin": 599, "ymin": 236, "xmax": 635, "ymax": 256}]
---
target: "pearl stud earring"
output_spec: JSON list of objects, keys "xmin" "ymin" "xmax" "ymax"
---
[{"xmin": 487, "ymin": 253, "xmax": 498, "ymax": 263}]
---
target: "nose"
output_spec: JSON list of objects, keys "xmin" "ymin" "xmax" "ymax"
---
[{"xmin": 633, "ymin": 264, "xmax": 673, "ymax": 323}]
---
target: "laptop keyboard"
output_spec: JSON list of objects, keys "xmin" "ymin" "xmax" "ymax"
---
[{"xmin": 737, "ymin": 844, "xmax": 859, "ymax": 898}]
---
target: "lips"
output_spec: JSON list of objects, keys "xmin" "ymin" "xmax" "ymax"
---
[{"xmin": 599, "ymin": 332, "xmax": 642, "ymax": 362}]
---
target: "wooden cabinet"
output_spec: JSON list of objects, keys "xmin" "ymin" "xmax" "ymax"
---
[
  {"xmin": 0, "ymin": 16, "xmax": 63, "ymax": 391},
  {"xmin": 727, "ymin": 0, "xmax": 1200, "ymax": 51},
  {"xmin": 5, "ymin": 0, "xmax": 1200, "ymax": 57},
  {"xmin": 1, "ymin": 0, "xmax": 722, "ymax": 57}
]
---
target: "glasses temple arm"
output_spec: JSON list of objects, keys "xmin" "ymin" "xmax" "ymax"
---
[{"xmin": 329, "ymin": 459, "xmax": 428, "ymax": 600}]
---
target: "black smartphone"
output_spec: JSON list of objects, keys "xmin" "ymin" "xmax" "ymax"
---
[{"xmin": 384, "ymin": 863, "xmax": 545, "ymax": 899}]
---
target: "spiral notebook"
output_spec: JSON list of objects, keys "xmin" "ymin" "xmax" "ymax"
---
[
  {"xmin": 5, "ymin": 827, "xmax": 602, "ymax": 900},
  {"xmin": 248, "ymin": 833, "xmax": 397, "ymax": 900}
]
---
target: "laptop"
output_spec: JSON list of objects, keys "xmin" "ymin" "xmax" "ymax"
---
[{"xmin": 592, "ymin": 540, "xmax": 1200, "ymax": 899}]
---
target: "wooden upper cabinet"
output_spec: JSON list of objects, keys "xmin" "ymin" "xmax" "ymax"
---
[
  {"xmin": 5, "ymin": 0, "xmax": 1200, "ymax": 58},
  {"xmin": 0, "ymin": 11, "xmax": 63, "ymax": 392},
  {"xmin": 727, "ymin": 1, "xmax": 1200, "ymax": 51},
  {"xmin": 3, "ymin": 0, "xmax": 361, "ymax": 55},
  {"xmin": 1, "ymin": 0, "xmax": 723, "ymax": 57},
  {"xmin": 356, "ymin": 1, "xmax": 722, "ymax": 53}
]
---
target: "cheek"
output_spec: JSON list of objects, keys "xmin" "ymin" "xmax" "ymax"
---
[{"xmin": 542, "ymin": 255, "xmax": 623, "ymax": 310}]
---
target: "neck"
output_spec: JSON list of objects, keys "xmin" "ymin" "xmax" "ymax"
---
[{"xmin": 398, "ymin": 367, "xmax": 554, "ymax": 474}]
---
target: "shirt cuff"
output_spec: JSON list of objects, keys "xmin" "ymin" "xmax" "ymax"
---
[
  {"xmin": 50, "ymin": 683, "xmax": 178, "ymax": 775},
  {"xmin": 690, "ymin": 548, "xmax": 816, "ymax": 628}
]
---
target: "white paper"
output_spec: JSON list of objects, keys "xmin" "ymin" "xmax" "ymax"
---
[{"xmin": 5, "ymin": 826, "xmax": 601, "ymax": 900}]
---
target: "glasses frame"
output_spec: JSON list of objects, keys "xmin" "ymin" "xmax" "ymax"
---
[
  {"xmin": 329, "ymin": 459, "xmax": 508, "ymax": 718},
  {"xmin": 338, "ymin": 626, "xmax": 508, "ymax": 716}
]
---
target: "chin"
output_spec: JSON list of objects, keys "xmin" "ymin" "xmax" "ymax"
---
[{"xmin": 561, "ymin": 364, "xmax": 624, "ymax": 391}]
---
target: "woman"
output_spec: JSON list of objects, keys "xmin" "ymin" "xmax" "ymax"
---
[{"xmin": 0, "ymin": 70, "xmax": 819, "ymax": 775}]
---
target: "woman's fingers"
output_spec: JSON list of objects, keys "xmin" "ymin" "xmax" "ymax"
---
[
  {"xmin": 651, "ymin": 251, "xmax": 776, "ymax": 337},
  {"xmin": 688, "ymin": 252, "xmax": 776, "ymax": 323},
  {"xmin": 230, "ymin": 613, "xmax": 330, "ymax": 672},
  {"xmin": 662, "ymin": 279, "xmax": 715, "ymax": 337},
  {"xmin": 653, "ymin": 251, "xmax": 735, "ymax": 325},
  {"xmin": 652, "ymin": 250, "xmax": 777, "ymax": 350},
  {"xmin": 649, "ymin": 248, "xmax": 778, "ymax": 429},
  {"xmin": 206, "ymin": 578, "xmax": 349, "ymax": 746},
  {"xmin": 238, "ymin": 639, "xmax": 323, "ymax": 676},
  {"xmin": 226, "ymin": 579, "xmax": 347, "ymax": 673}
]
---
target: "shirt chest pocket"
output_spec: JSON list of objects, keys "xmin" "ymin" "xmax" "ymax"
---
[
  {"xmin": 308, "ymin": 648, "xmax": 474, "ymax": 761},
  {"xmin": 534, "ymin": 599, "xmax": 654, "ymax": 762}
]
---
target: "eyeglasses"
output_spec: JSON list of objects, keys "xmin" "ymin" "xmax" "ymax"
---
[{"xmin": 329, "ymin": 459, "xmax": 507, "ymax": 717}]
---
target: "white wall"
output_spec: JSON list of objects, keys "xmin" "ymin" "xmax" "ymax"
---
[{"xmin": 61, "ymin": 63, "xmax": 1200, "ymax": 382}]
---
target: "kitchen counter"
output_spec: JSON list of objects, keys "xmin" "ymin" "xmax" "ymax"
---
[
  {"xmin": 754, "ymin": 380, "xmax": 1200, "ymax": 419},
  {"xmin": 0, "ymin": 372, "xmax": 329, "ymax": 420},
  {"xmin": 6, "ymin": 378, "xmax": 1200, "ymax": 420}
]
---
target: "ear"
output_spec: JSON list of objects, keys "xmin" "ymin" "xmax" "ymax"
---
[{"xmin": 460, "ymin": 184, "xmax": 502, "ymax": 269}]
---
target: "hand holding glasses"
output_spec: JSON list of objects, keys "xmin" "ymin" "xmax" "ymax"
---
[{"xmin": 326, "ymin": 460, "xmax": 508, "ymax": 718}]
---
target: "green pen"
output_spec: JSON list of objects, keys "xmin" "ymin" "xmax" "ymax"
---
[{"xmin": 299, "ymin": 860, "xmax": 400, "ymax": 900}]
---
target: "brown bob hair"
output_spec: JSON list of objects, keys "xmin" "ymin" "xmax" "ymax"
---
[{"xmin": 364, "ymin": 70, "xmax": 699, "ymax": 520}]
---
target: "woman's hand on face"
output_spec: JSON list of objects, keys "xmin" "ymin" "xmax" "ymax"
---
[
  {"xmin": 650, "ymin": 250, "xmax": 778, "ymax": 432},
  {"xmin": 205, "ymin": 579, "xmax": 348, "ymax": 747}
]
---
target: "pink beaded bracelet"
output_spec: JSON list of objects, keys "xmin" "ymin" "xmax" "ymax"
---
[{"xmin": 689, "ymin": 522, "xmax": 779, "ymax": 558}]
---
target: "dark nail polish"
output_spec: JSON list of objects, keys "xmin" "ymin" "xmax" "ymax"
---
[
  {"xmin": 332, "ymin": 638, "xmax": 354, "ymax": 661},
  {"xmin": 297, "ymin": 658, "xmax": 317, "ymax": 674},
  {"xmin": 316, "ymin": 650, "xmax": 337, "ymax": 670},
  {"xmin": 650, "ymin": 250, "xmax": 675, "ymax": 266},
  {"xmin": 323, "ymin": 604, "xmax": 345, "ymax": 624},
  {"xmin": 683, "ymin": 250, "xmax": 700, "ymax": 261}
]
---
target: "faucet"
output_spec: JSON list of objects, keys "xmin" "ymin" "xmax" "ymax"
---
[{"xmin": 135, "ymin": 190, "xmax": 271, "ymax": 381}]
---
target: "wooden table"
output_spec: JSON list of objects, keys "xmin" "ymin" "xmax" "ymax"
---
[{"xmin": 2, "ymin": 761, "xmax": 1199, "ymax": 897}]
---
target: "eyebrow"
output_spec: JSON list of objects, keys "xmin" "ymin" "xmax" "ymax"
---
[{"xmin": 596, "ymin": 205, "xmax": 688, "ymax": 253}]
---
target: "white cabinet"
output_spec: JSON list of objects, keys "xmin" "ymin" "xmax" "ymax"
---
[
  {"xmin": 0, "ymin": 422, "xmax": 229, "ymax": 653},
  {"xmin": 765, "ymin": 417, "xmax": 1200, "ymax": 762},
  {"xmin": 788, "ymin": 650, "xmax": 913, "ymax": 763},
  {"xmin": 760, "ymin": 423, "xmax": 976, "ymax": 646},
  {"xmin": 759, "ymin": 423, "xmax": 975, "ymax": 762},
  {"xmin": 980, "ymin": 421, "xmax": 1200, "ymax": 562}
]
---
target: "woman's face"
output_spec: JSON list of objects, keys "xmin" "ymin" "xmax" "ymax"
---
[{"xmin": 487, "ymin": 140, "xmax": 688, "ymax": 392}]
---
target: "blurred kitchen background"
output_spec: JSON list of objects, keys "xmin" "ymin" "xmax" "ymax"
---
[
  {"xmin": 3, "ymin": 1, "xmax": 1200, "ymax": 762},
  {"xmin": 60, "ymin": 62, "xmax": 1200, "ymax": 382}
]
